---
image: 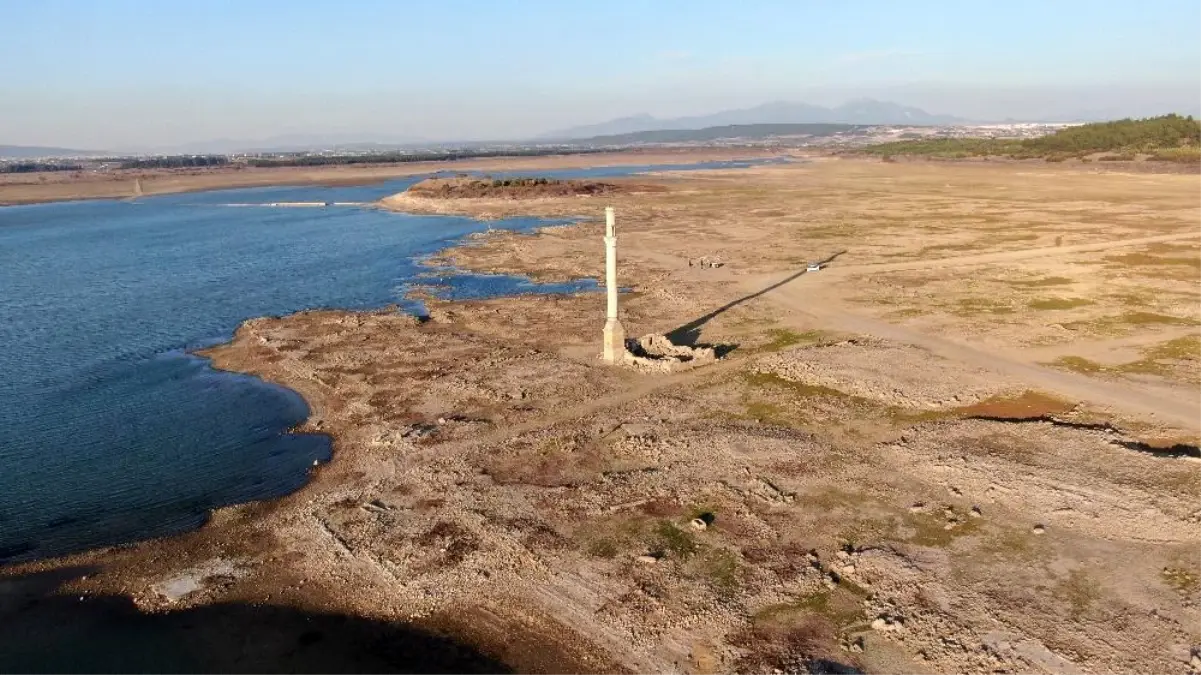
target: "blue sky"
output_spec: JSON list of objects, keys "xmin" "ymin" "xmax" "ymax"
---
[{"xmin": 1, "ymin": 0, "xmax": 1198, "ymax": 147}]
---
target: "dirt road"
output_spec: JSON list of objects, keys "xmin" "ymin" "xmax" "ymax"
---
[{"xmin": 771, "ymin": 285, "xmax": 1199, "ymax": 429}]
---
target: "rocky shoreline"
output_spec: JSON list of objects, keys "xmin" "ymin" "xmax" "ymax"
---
[{"xmin": 3, "ymin": 158, "xmax": 1197, "ymax": 674}]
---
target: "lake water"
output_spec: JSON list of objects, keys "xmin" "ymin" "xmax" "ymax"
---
[{"xmin": 0, "ymin": 159, "xmax": 779, "ymax": 564}]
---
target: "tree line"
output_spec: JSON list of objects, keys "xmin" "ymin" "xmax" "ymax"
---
[
  {"xmin": 863, "ymin": 114, "xmax": 1201, "ymax": 162},
  {"xmin": 119, "ymin": 155, "xmax": 230, "ymax": 169},
  {"xmin": 0, "ymin": 162, "xmax": 83, "ymax": 173}
]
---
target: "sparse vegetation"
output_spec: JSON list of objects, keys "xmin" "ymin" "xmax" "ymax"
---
[
  {"xmin": 407, "ymin": 176, "xmax": 650, "ymax": 199},
  {"xmin": 1054, "ymin": 569, "xmax": 1101, "ymax": 617},
  {"xmin": 862, "ymin": 114, "xmax": 1201, "ymax": 162},
  {"xmin": 1009, "ymin": 276, "xmax": 1074, "ymax": 288},
  {"xmin": 1028, "ymin": 297, "xmax": 1094, "ymax": 310},
  {"xmin": 758, "ymin": 328, "xmax": 827, "ymax": 352}
]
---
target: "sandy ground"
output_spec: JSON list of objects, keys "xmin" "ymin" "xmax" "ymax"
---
[
  {"xmin": 0, "ymin": 148, "xmax": 781, "ymax": 206},
  {"xmin": 2, "ymin": 158, "xmax": 1199, "ymax": 674}
]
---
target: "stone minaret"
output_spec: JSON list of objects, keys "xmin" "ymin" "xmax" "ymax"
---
[{"xmin": 602, "ymin": 206, "xmax": 626, "ymax": 363}]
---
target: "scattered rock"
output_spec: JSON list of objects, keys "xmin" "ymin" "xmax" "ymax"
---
[
  {"xmin": 636, "ymin": 555, "xmax": 659, "ymax": 565},
  {"xmin": 689, "ymin": 518, "xmax": 708, "ymax": 531},
  {"xmin": 1033, "ymin": 524, "xmax": 1046, "ymax": 535},
  {"xmin": 909, "ymin": 502, "xmax": 926, "ymax": 513},
  {"xmin": 871, "ymin": 616, "xmax": 903, "ymax": 632},
  {"xmin": 622, "ymin": 334, "xmax": 719, "ymax": 372},
  {"xmin": 970, "ymin": 505, "xmax": 983, "ymax": 518},
  {"xmin": 153, "ymin": 559, "xmax": 246, "ymax": 602}
]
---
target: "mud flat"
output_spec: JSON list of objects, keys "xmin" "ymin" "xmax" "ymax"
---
[
  {"xmin": 2, "ymin": 158, "xmax": 1198, "ymax": 674},
  {"xmin": 0, "ymin": 147, "xmax": 782, "ymax": 206}
]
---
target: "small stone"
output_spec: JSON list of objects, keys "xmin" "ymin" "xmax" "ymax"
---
[
  {"xmin": 837, "ymin": 550, "xmax": 850, "ymax": 560},
  {"xmin": 689, "ymin": 518, "xmax": 708, "ymax": 531},
  {"xmin": 850, "ymin": 637, "xmax": 864, "ymax": 653},
  {"xmin": 909, "ymin": 503, "xmax": 925, "ymax": 513},
  {"xmin": 635, "ymin": 555, "xmax": 658, "ymax": 564},
  {"xmin": 1033, "ymin": 524, "xmax": 1046, "ymax": 535},
  {"xmin": 842, "ymin": 565, "xmax": 856, "ymax": 576},
  {"xmin": 871, "ymin": 615, "xmax": 902, "ymax": 632},
  {"xmin": 970, "ymin": 506, "xmax": 983, "ymax": 518},
  {"xmin": 437, "ymin": 417, "xmax": 447, "ymax": 425}
]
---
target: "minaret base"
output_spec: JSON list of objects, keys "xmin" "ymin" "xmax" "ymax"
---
[{"xmin": 602, "ymin": 318, "xmax": 626, "ymax": 364}]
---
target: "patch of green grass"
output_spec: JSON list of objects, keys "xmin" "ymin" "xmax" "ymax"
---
[
  {"xmin": 1048, "ymin": 355, "xmax": 1106, "ymax": 375},
  {"xmin": 953, "ymin": 298, "xmax": 1016, "ymax": 316},
  {"xmin": 1162, "ymin": 566, "xmax": 1200, "ymax": 594},
  {"xmin": 902, "ymin": 510, "xmax": 983, "ymax": 548},
  {"xmin": 1028, "ymin": 297, "xmax": 1095, "ymax": 311},
  {"xmin": 741, "ymin": 400, "xmax": 795, "ymax": 426},
  {"xmin": 1105, "ymin": 252, "xmax": 1201, "ymax": 268},
  {"xmin": 652, "ymin": 520, "xmax": 698, "ymax": 559},
  {"xmin": 1120, "ymin": 311, "xmax": 1197, "ymax": 326},
  {"xmin": 759, "ymin": 328, "xmax": 827, "ymax": 352},
  {"xmin": 1054, "ymin": 569, "xmax": 1101, "ymax": 617},
  {"xmin": 1106, "ymin": 290, "xmax": 1155, "ymax": 307},
  {"xmin": 1009, "ymin": 276, "xmax": 1074, "ymax": 288},
  {"xmin": 1063, "ymin": 312, "xmax": 1198, "ymax": 335},
  {"xmin": 884, "ymin": 307, "xmax": 928, "ymax": 319},
  {"xmin": 743, "ymin": 371, "xmax": 852, "ymax": 400},
  {"xmin": 754, "ymin": 588, "xmax": 867, "ymax": 630},
  {"xmin": 1114, "ymin": 336, "xmax": 1201, "ymax": 379},
  {"xmin": 978, "ymin": 527, "xmax": 1046, "ymax": 560},
  {"xmin": 694, "ymin": 548, "xmax": 742, "ymax": 597},
  {"xmin": 587, "ymin": 538, "xmax": 619, "ymax": 558},
  {"xmin": 1144, "ymin": 335, "xmax": 1201, "ymax": 361}
]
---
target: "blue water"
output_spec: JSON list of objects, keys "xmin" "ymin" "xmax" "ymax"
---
[{"xmin": 0, "ymin": 158, "xmax": 780, "ymax": 564}]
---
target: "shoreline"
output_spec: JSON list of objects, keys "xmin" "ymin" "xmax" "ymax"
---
[
  {"xmin": 0, "ymin": 147, "xmax": 786, "ymax": 207},
  {"xmin": 3, "ymin": 158, "xmax": 1197, "ymax": 673}
]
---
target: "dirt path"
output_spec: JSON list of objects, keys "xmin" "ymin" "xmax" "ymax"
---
[
  {"xmin": 1023, "ymin": 325, "xmax": 1201, "ymax": 361},
  {"xmin": 755, "ymin": 277, "xmax": 1200, "ymax": 430},
  {"xmin": 825, "ymin": 231, "xmax": 1199, "ymax": 275}
]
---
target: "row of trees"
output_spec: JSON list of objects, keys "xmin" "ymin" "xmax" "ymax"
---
[
  {"xmin": 0, "ymin": 162, "xmax": 83, "ymax": 173},
  {"xmin": 863, "ymin": 115, "xmax": 1200, "ymax": 161},
  {"xmin": 119, "ymin": 155, "xmax": 230, "ymax": 169}
]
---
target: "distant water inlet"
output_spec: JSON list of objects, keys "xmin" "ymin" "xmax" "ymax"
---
[{"xmin": 0, "ymin": 157, "xmax": 786, "ymax": 564}]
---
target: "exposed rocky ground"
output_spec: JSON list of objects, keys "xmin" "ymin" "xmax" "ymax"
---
[
  {"xmin": 2, "ymin": 157, "xmax": 1198, "ymax": 674},
  {"xmin": 407, "ymin": 176, "xmax": 667, "ymax": 200}
]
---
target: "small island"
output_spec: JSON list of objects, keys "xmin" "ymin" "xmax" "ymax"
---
[
  {"xmin": 406, "ymin": 175, "xmax": 661, "ymax": 199},
  {"xmin": 379, "ymin": 175, "xmax": 668, "ymax": 219}
]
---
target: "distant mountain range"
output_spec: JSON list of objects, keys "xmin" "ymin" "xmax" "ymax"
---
[
  {"xmin": 538, "ymin": 99, "xmax": 967, "ymax": 140},
  {"xmin": 577, "ymin": 123, "xmax": 865, "ymax": 145},
  {"xmin": 0, "ymin": 145, "xmax": 111, "ymax": 159}
]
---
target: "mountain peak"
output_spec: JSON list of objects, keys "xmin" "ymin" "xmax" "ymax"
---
[{"xmin": 538, "ymin": 99, "xmax": 967, "ymax": 140}]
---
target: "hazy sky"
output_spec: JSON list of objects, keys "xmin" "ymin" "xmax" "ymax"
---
[{"xmin": 2, "ymin": 0, "xmax": 1198, "ymax": 148}]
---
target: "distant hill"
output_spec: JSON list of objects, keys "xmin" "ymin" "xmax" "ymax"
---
[
  {"xmin": 0, "ymin": 145, "xmax": 108, "ymax": 159},
  {"xmin": 579, "ymin": 123, "xmax": 865, "ymax": 145},
  {"xmin": 862, "ymin": 114, "xmax": 1201, "ymax": 162},
  {"xmin": 540, "ymin": 99, "xmax": 966, "ymax": 140}
]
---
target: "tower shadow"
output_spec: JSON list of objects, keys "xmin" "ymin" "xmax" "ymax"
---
[{"xmin": 666, "ymin": 251, "xmax": 846, "ymax": 347}]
